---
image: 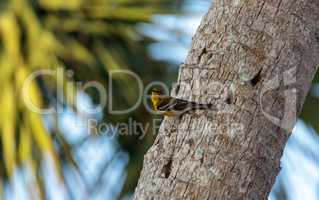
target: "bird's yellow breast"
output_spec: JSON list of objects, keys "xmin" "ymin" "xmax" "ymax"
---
[
  {"xmin": 151, "ymin": 93, "xmax": 174, "ymax": 116},
  {"xmin": 151, "ymin": 95, "xmax": 160, "ymax": 111}
]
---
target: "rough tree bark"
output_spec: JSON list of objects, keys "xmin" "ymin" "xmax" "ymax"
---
[{"xmin": 134, "ymin": 0, "xmax": 319, "ymax": 199}]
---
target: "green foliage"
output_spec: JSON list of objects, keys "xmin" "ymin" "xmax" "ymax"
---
[{"xmin": 300, "ymin": 71, "xmax": 319, "ymax": 132}]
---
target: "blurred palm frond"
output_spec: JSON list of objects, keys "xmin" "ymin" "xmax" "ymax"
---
[{"xmin": 0, "ymin": 0, "xmax": 180, "ymax": 199}]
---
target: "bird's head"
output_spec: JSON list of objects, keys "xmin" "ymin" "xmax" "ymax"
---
[{"xmin": 151, "ymin": 88, "xmax": 162, "ymax": 96}]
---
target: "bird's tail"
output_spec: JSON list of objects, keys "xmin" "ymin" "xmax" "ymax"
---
[{"xmin": 192, "ymin": 102, "xmax": 215, "ymax": 110}]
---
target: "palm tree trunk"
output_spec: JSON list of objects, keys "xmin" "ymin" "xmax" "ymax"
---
[{"xmin": 134, "ymin": 0, "xmax": 319, "ymax": 199}]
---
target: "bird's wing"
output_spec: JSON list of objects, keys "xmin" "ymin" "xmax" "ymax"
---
[{"xmin": 157, "ymin": 97, "xmax": 190, "ymax": 111}]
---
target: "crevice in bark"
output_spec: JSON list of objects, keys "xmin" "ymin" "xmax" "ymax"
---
[
  {"xmin": 249, "ymin": 68, "xmax": 262, "ymax": 86},
  {"xmin": 161, "ymin": 159, "xmax": 173, "ymax": 178},
  {"xmin": 225, "ymin": 95, "xmax": 232, "ymax": 104},
  {"xmin": 314, "ymin": 31, "xmax": 319, "ymax": 43}
]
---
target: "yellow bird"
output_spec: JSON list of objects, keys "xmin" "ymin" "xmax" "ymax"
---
[{"xmin": 150, "ymin": 88, "xmax": 214, "ymax": 116}]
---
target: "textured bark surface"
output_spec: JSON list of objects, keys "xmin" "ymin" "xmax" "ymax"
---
[{"xmin": 134, "ymin": 0, "xmax": 319, "ymax": 199}]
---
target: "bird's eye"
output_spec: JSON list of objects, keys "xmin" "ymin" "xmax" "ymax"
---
[{"xmin": 152, "ymin": 88, "xmax": 161, "ymax": 93}]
